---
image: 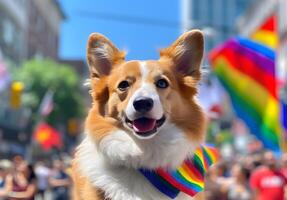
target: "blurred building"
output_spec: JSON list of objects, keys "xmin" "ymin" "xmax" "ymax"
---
[
  {"xmin": 0, "ymin": 0, "xmax": 68, "ymax": 158},
  {"xmin": 0, "ymin": 0, "xmax": 27, "ymax": 65},
  {"xmin": 180, "ymin": 0, "xmax": 253, "ymax": 121},
  {"xmin": 181, "ymin": 0, "xmax": 253, "ymax": 55},
  {"xmin": 237, "ymin": 0, "xmax": 277, "ymax": 36},
  {"xmin": 26, "ymin": 0, "xmax": 65, "ymax": 60},
  {"xmin": 0, "ymin": 0, "xmax": 65, "ymax": 65}
]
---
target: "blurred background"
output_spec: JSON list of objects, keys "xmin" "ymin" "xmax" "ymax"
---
[{"xmin": 0, "ymin": 0, "xmax": 287, "ymax": 199}]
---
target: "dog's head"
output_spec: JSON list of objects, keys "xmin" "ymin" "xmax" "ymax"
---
[{"xmin": 85, "ymin": 30, "xmax": 206, "ymax": 169}]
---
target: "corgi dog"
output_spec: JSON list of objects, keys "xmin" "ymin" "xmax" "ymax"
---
[{"xmin": 72, "ymin": 30, "xmax": 206, "ymax": 200}]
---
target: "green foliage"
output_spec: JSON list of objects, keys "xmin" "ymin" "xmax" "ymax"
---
[{"xmin": 14, "ymin": 58, "xmax": 85, "ymax": 126}]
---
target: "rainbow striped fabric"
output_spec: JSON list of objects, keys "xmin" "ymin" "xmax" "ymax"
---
[
  {"xmin": 251, "ymin": 15, "xmax": 278, "ymax": 49},
  {"xmin": 209, "ymin": 14, "xmax": 286, "ymax": 152},
  {"xmin": 140, "ymin": 145, "xmax": 219, "ymax": 199},
  {"xmin": 209, "ymin": 37, "xmax": 283, "ymax": 152}
]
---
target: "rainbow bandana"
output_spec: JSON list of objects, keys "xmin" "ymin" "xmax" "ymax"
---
[{"xmin": 139, "ymin": 145, "xmax": 219, "ymax": 199}]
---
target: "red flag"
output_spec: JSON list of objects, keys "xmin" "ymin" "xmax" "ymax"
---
[{"xmin": 33, "ymin": 123, "xmax": 62, "ymax": 151}]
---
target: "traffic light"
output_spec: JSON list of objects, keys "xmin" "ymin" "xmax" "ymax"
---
[{"xmin": 10, "ymin": 81, "xmax": 24, "ymax": 109}]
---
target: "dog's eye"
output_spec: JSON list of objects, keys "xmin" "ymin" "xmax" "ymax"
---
[
  {"xmin": 118, "ymin": 80, "xmax": 130, "ymax": 91},
  {"xmin": 155, "ymin": 79, "xmax": 169, "ymax": 89}
]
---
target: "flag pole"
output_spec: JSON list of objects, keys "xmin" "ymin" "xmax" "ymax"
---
[{"xmin": 26, "ymin": 89, "xmax": 55, "ymax": 162}]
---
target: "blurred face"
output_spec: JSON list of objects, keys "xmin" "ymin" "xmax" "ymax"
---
[
  {"xmin": 15, "ymin": 162, "xmax": 33, "ymax": 179},
  {"xmin": 231, "ymin": 164, "xmax": 241, "ymax": 178},
  {"xmin": 0, "ymin": 169, "xmax": 5, "ymax": 178},
  {"xmin": 281, "ymin": 153, "xmax": 287, "ymax": 167},
  {"xmin": 264, "ymin": 151, "xmax": 276, "ymax": 169},
  {"xmin": 242, "ymin": 155, "xmax": 255, "ymax": 170},
  {"xmin": 17, "ymin": 162, "xmax": 28, "ymax": 173},
  {"xmin": 53, "ymin": 160, "xmax": 63, "ymax": 170},
  {"xmin": 13, "ymin": 155, "xmax": 24, "ymax": 170},
  {"xmin": 207, "ymin": 164, "xmax": 220, "ymax": 177}
]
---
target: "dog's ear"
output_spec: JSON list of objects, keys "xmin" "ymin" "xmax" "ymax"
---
[
  {"xmin": 160, "ymin": 30, "xmax": 204, "ymax": 78},
  {"xmin": 87, "ymin": 33, "xmax": 125, "ymax": 78}
]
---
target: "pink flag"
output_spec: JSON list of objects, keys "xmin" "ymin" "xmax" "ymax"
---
[
  {"xmin": 0, "ymin": 60, "xmax": 10, "ymax": 92},
  {"xmin": 39, "ymin": 90, "xmax": 54, "ymax": 116}
]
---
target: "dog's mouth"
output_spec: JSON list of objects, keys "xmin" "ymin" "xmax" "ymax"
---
[{"xmin": 125, "ymin": 115, "xmax": 166, "ymax": 138}]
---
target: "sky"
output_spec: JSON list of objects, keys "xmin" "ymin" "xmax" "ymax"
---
[{"xmin": 58, "ymin": 0, "xmax": 181, "ymax": 61}]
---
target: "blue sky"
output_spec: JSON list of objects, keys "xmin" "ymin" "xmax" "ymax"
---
[{"xmin": 59, "ymin": 0, "xmax": 180, "ymax": 61}]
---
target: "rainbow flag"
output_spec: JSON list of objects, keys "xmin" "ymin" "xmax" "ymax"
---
[
  {"xmin": 251, "ymin": 15, "xmax": 278, "ymax": 49},
  {"xmin": 209, "ymin": 37, "xmax": 283, "ymax": 152},
  {"xmin": 209, "ymin": 14, "xmax": 285, "ymax": 152},
  {"xmin": 140, "ymin": 145, "xmax": 219, "ymax": 198},
  {"xmin": 251, "ymin": 14, "xmax": 286, "ymax": 139}
]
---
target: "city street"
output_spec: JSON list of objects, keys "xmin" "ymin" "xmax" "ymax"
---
[{"xmin": 0, "ymin": 0, "xmax": 287, "ymax": 199}]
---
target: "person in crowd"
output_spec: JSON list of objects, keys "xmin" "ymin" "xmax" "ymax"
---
[
  {"xmin": 204, "ymin": 163, "xmax": 228, "ymax": 200},
  {"xmin": 0, "ymin": 167, "xmax": 5, "ymax": 188},
  {"xmin": 280, "ymin": 153, "xmax": 287, "ymax": 179},
  {"xmin": 0, "ymin": 167, "xmax": 7, "ymax": 199},
  {"xmin": 5, "ymin": 161, "xmax": 37, "ymax": 200},
  {"xmin": 0, "ymin": 160, "xmax": 12, "ymax": 199},
  {"xmin": 250, "ymin": 151, "xmax": 287, "ymax": 200},
  {"xmin": 11, "ymin": 156, "xmax": 24, "ymax": 171},
  {"xmin": 49, "ymin": 160, "xmax": 70, "ymax": 200},
  {"xmin": 241, "ymin": 154, "xmax": 263, "ymax": 173},
  {"xmin": 226, "ymin": 164, "xmax": 251, "ymax": 200},
  {"xmin": 35, "ymin": 161, "xmax": 50, "ymax": 200}
]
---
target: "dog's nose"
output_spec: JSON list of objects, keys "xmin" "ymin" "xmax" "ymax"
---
[{"xmin": 133, "ymin": 97, "xmax": 154, "ymax": 113}]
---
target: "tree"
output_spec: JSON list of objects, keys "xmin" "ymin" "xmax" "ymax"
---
[{"xmin": 14, "ymin": 58, "xmax": 85, "ymax": 127}]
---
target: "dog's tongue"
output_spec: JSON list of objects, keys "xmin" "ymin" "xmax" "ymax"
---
[{"xmin": 133, "ymin": 118, "xmax": 156, "ymax": 133}]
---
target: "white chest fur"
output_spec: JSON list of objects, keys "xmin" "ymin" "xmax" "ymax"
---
[{"xmin": 77, "ymin": 124, "xmax": 199, "ymax": 200}]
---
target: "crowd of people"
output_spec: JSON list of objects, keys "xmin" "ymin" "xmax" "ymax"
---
[
  {"xmin": 1, "ymin": 149, "xmax": 287, "ymax": 200},
  {"xmin": 205, "ymin": 150, "xmax": 287, "ymax": 200},
  {"xmin": 0, "ymin": 156, "xmax": 70, "ymax": 200}
]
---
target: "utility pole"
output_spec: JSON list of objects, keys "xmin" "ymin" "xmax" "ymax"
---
[{"xmin": 278, "ymin": 0, "xmax": 287, "ymax": 148}]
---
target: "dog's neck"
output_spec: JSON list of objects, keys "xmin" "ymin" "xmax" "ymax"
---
[
  {"xmin": 77, "ymin": 126, "xmax": 198, "ymax": 200},
  {"xmin": 100, "ymin": 122, "xmax": 199, "ymax": 169}
]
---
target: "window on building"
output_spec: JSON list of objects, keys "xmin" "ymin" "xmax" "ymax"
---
[
  {"xmin": 0, "ymin": 13, "xmax": 4, "ymax": 36},
  {"xmin": 207, "ymin": 0, "xmax": 214, "ymax": 25},
  {"xmin": 17, "ymin": 0, "xmax": 25, "ymax": 7},
  {"xmin": 235, "ymin": 0, "xmax": 249, "ymax": 18},
  {"xmin": 200, "ymin": 0, "xmax": 208, "ymax": 25},
  {"xmin": 3, "ymin": 19, "xmax": 14, "ymax": 45},
  {"xmin": 36, "ymin": 16, "xmax": 44, "ymax": 33},
  {"xmin": 192, "ymin": 0, "xmax": 200, "ymax": 25},
  {"xmin": 221, "ymin": 0, "xmax": 228, "ymax": 27}
]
